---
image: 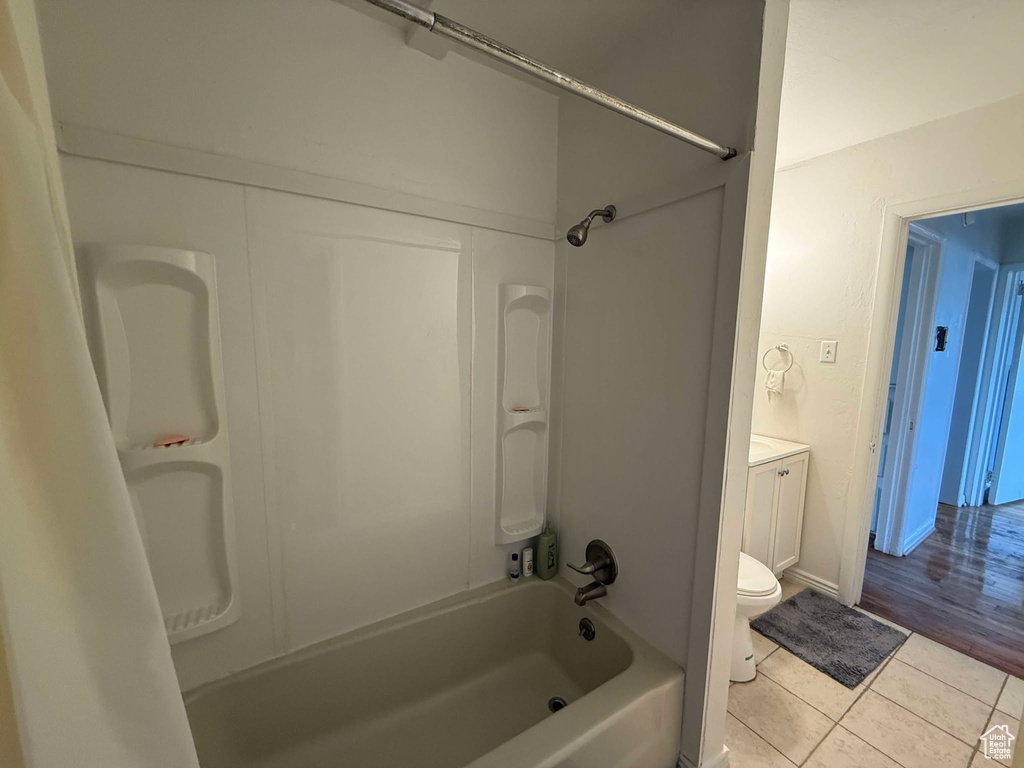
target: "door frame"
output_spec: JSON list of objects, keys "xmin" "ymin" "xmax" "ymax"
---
[
  {"xmin": 968, "ymin": 262, "xmax": 1024, "ymax": 504},
  {"xmin": 989, "ymin": 269, "xmax": 1024, "ymax": 504},
  {"xmin": 873, "ymin": 224, "xmax": 942, "ymax": 555},
  {"xmin": 837, "ymin": 185, "xmax": 1024, "ymax": 606},
  {"xmin": 955, "ymin": 257, "xmax": 1008, "ymax": 506}
]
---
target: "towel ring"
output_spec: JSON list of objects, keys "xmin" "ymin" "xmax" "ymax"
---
[{"xmin": 762, "ymin": 343, "xmax": 794, "ymax": 374}]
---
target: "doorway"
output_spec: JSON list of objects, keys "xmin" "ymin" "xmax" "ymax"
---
[{"xmin": 858, "ymin": 202, "xmax": 1024, "ymax": 675}]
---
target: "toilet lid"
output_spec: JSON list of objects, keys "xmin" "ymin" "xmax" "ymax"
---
[{"xmin": 737, "ymin": 552, "xmax": 779, "ymax": 597}]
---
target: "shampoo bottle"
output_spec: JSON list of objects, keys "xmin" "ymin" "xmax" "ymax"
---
[{"xmin": 535, "ymin": 525, "xmax": 558, "ymax": 580}]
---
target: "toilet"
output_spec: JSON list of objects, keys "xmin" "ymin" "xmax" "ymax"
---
[{"xmin": 732, "ymin": 551, "xmax": 782, "ymax": 682}]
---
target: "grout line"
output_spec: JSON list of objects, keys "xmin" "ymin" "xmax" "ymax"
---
[
  {"xmin": 866, "ymin": 685, "xmax": 991, "ymax": 749},
  {"xmin": 886, "ymin": 643, "xmax": 1007, "ymax": 710},
  {"xmin": 726, "ymin": 709, "xmax": 799, "ymax": 768},
  {"xmin": 759, "ymin": 643, "xmax": 780, "ymax": 664},
  {"xmin": 799, "ymin": 718, "xmax": 839, "ymax": 767},
  {"xmin": 974, "ymin": 677, "xmax": 1010, "ymax": 767}
]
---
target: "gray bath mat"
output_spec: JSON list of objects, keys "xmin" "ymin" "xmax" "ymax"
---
[{"xmin": 751, "ymin": 589, "xmax": 907, "ymax": 688}]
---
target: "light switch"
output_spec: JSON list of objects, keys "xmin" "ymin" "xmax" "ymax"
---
[{"xmin": 820, "ymin": 340, "xmax": 837, "ymax": 363}]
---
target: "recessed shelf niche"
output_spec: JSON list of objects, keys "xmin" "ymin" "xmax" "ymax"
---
[
  {"xmin": 495, "ymin": 284, "xmax": 551, "ymax": 544},
  {"xmin": 78, "ymin": 244, "xmax": 240, "ymax": 643}
]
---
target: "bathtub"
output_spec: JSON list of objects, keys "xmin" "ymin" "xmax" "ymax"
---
[{"xmin": 185, "ymin": 577, "xmax": 684, "ymax": 768}]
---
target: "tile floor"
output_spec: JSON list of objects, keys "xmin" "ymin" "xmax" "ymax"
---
[{"xmin": 726, "ymin": 579, "xmax": 1022, "ymax": 768}]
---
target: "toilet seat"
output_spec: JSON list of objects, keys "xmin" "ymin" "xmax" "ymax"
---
[{"xmin": 737, "ymin": 551, "xmax": 777, "ymax": 597}]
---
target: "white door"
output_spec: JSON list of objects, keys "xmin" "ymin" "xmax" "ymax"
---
[
  {"xmin": 743, "ymin": 460, "xmax": 781, "ymax": 567},
  {"xmin": 991, "ymin": 285, "xmax": 1024, "ymax": 504},
  {"xmin": 875, "ymin": 237, "xmax": 938, "ymax": 554},
  {"xmin": 772, "ymin": 453, "xmax": 807, "ymax": 573}
]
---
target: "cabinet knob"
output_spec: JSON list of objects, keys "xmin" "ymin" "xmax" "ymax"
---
[{"xmin": 779, "ymin": 468, "xmax": 790, "ymax": 476}]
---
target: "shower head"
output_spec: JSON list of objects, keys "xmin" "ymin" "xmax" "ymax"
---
[{"xmin": 566, "ymin": 205, "xmax": 616, "ymax": 247}]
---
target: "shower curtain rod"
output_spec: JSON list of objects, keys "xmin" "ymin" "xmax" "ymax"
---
[{"xmin": 361, "ymin": 0, "xmax": 737, "ymax": 160}]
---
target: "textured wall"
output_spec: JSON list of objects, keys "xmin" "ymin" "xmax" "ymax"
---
[{"xmin": 754, "ymin": 93, "xmax": 1024, "ymax": 589}]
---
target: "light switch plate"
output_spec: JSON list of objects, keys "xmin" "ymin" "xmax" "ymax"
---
[{"xmin": 820, "ymin": 340, "xmax": 837, "ymax": 363}]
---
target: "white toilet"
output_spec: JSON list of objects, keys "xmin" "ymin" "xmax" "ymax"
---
[{"xmin": 731, "ymin": 551, "xmax": 782, "ymax": 682}]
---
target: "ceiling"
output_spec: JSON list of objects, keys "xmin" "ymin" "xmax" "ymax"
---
[{"xmin": 777, "ymin": 0, "xmax": 1024, "ymax": 168}]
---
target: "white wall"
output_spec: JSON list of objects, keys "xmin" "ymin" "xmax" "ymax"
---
[
  {"xmin": 555, "ymin": 1, "xmax": 762, "ymax": 230},
  {"xmin": 556, "ymin": 188, "xmax": 725, "ymax": 664},
  {"xmin": 40, "ymin": 0, "xmax": 561, "ymax": 690},
  {"xmin": 549, "ymin": 2, "xmax": 783, "ymax": 765},
  {"xmin": 62, "ymin": 156, "xmax": 554, "ymax": 689},
  {"xmin": 754, "ymin": 93, "xmax": 1024, "ymax": 592},
  {"xmin": 37, "ymin": 0, "xmax": 558, "ymax": 226}
]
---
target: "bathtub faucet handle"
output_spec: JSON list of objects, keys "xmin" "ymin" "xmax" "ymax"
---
[
  {"xmin": 567, "ymin": 540, "xmax": 618, "ymax": 599},
  {"xmin": 566, "ymin": 559, "xmax": 601, "ymax": 576}
]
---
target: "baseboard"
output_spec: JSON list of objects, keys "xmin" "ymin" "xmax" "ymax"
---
[
  {"xmin": 678, "ymin": 746, "xmax": 730, "ymax": 768},
  {"xmin": 783, "ymin": 567, "xmax": 839, "ymax": 599},
  {"xmin": 901, "ymin": 523, "xmax": 935, "ymax": 556}
]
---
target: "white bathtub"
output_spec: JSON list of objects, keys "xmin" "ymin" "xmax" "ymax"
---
[{"xmin": 185, "ymin": 578, "xmax": 684, "ymax": 768}]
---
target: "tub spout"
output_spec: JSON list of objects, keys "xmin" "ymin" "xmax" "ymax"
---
[{"xmin": 575, "ymin": 581, "xmax": 607, "ymax": 606}]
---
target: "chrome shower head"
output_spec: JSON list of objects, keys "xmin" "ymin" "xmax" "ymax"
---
[{"xmin": 566, "ymin": 205, "xmax": 616, "ymax": 247}]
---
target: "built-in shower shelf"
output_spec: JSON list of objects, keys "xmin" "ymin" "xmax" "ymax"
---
[
  {"xmin": 121, "ymin": 438, "xmax": 213, "ymax": 452},
  {"xmin": 502, "ymin": 409, "xmax": 547, "ymax": 428},
  {"xmin": 78, "ymin": 243, "xmax": 240, "ymax": 645},
  {"xmin": 495, "ymin": 284, "xmax": 552, "ymax": 545},
  {"xmin": 117, "ymin": 436, "xmax": 223, "ymax": 473},
  {"xmin": 499, "ymin": 516, "xmax": 546, "ymax": 540},
  {"xmin": 163, "ymin": 601, "xmax": 233, "ymax": 637}
]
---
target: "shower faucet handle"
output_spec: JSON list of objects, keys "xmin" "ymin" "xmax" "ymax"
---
[{"xmin": 567, "ymin": 539, "xmax": 618, "ymax": 585}]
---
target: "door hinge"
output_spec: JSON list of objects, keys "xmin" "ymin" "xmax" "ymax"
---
[
  {"xmin": 909, "ymin": 420, "xmax": 914, "ymax": 431},
  {"xmin": 869, "ymin": 438, "xmax": 878, "ymax": 453},
  {"xmin": 987, "ymin": 470, "xmax": 994, "ymax": 483},
  {"xmin": 1018, "ymin": 280, "xmax": 1024, "ymax": 297}
]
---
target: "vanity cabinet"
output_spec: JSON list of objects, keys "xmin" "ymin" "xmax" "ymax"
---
[{"xmin": 743, "ymin": 449, "xmax": 808, "ymax": 575}]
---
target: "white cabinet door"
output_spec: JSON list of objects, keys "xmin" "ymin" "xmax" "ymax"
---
[
  {"xmin": 742, "ymin": 460, "xmax": 782, "ymax": 567},
  {"xmin": 772, "ymin": 452, "xmax": 808, "ymax": 574}
]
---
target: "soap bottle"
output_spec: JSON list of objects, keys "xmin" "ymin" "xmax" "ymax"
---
[
  {"xmin": 535, "ymin": 525, "xmax": 558, "ymax": 580},
  {"xmin": 508, "ymin": 551, "xmax": 521, "ymax": 582},
  {"xmin": 523, "ymin": 547, "xmax": 534, "ymax": 578}
]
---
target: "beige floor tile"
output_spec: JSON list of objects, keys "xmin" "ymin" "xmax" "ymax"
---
[
  {"xmin": 841, "ymin": 690, "xmax": 974, "ymax": 768},
  {"xmin": 724, "ymin": 713, "xmax": 796, "ymax": 768},
  {"xmin": 804, "ymin": 726, "xmax": 902, "ymax": 768},
  {"xmin": 853, "ymin": 606, "xmax": 911, "ymax": 636},
  {"xmin": 752, "ymin": 631, "xmax": 778, "ymax": 665},
  {"xmin": 981, "ymin": 710, "xmax": 1019, "ymax": 767},
  {"xmin": 998, "ymin": 676, "xmax": 1024, "ymax": 719},
  {"xmin": 895, "ymin": 633, "xmax": 1006, "ymax": 704},
  {"xmin": 871, "ymin": 658, "xmax": 992, "ymax": 744},
  {"xmin": 759, "ymin": 648, "xmax": 863, "ymax": 720},
  {"xmin": 779, "ymin": 576, "xmax": 806, "ymax": 602},
  {"xmin": 728, "ymin": 674, "xmax": 834, "ymax": 765}
]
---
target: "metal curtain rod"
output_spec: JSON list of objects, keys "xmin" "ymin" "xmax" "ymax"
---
[{"xmin": 361, "ymin": 0, "xmax": 737, "ymax": 160}]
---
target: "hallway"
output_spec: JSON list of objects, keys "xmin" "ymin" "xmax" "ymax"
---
[{"xmin": 860, "ymin": 501, "xmax": 1024, "ymax": 679}]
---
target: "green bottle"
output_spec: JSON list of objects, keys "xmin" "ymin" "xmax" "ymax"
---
[{"xmin": 536, "ymin": 525, "xmax": 558, "ymax": 580}]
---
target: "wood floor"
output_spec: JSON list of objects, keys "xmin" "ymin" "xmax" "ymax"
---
[{"xmin": 860, "ymin": 500, "xmax": 1024, "ymax": 679}]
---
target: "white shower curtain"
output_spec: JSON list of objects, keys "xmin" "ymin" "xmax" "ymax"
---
[{"xmin": 0, "ymin": 1, "xmax": 200, "ymax": 766}]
